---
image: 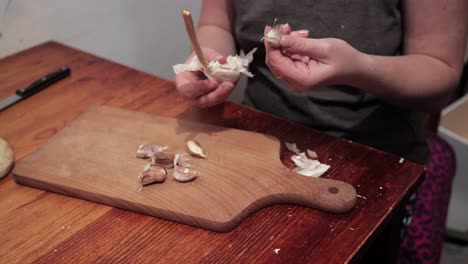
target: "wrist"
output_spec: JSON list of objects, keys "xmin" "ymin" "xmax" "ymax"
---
[{"xmin": 346, "ymin": 51, "xmax": 375, "ymax": 90}]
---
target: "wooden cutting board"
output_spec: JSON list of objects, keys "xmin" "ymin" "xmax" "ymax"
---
[{"xmin": 13, "ymin": 106, "xmax": 356, "ymax": 232}]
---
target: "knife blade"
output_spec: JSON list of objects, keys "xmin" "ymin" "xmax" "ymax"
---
[{"xmin": 0, "ymin": 66, "xmax": 71, "ymax": 111}]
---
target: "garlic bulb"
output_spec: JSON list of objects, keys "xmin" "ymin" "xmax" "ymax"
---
[{"xmin": 173, "ymin": 48, "xmax": 257, "ymax": 83}]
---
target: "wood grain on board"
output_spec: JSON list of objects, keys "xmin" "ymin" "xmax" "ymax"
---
[{"xmin": 13, "ymin": 106, "xmax": 356, "ymax": 232}]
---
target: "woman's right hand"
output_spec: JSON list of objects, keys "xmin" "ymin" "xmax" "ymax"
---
[{"xmin": 175, "ymin": 48, "xmax": 237, "ymax": 108}]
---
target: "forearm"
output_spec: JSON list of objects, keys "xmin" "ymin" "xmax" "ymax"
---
[
  {"xmin": 197, "ymin": 24, "xmax": 236, "ymax": 56},
  {"xmin": 185, "ymin": 0, "xmax": 236, "ymax": 59},
  {"xmin": 353, "ymin": 53, "xmax": 462, "ymax": 112}
]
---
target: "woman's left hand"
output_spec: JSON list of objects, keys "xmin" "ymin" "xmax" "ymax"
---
[{"xmin": 265, "ymin": 27, "xmax": 367, "ymax": 92}]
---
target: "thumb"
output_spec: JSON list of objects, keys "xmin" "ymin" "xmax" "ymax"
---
[
  {"xmin": 213, "ymin": 55, "xmax": 227, "ymax": 64},
  {"xmin": 280, "ymin": 35, "xmax": 327, "ymax": 59}
]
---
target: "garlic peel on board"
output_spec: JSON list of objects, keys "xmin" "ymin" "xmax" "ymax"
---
[
  {"xmin": 285, "ymin": 142, "xmax": 301, "ymax": 154},
  {"xmin": 291, "ymin": 152, "xmax": 330, "ymax": 177},
  {"xmin": 286, "ymin": 143, "xmax": 330, "ymax": 178},
  {"xmin": 173, "ymin": 48, "xmax": 257, "ymax": 83}
]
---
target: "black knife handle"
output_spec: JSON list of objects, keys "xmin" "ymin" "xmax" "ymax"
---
[{"xmin": 16, "ymin": 66, "xmax": 71, "ymax": 97}]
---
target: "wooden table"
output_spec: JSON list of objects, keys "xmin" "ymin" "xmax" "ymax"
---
[{"xmin": 0, "ymin": 42, "xmax": 425, "ymax": 263}]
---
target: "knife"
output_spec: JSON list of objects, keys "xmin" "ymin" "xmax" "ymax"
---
[{"xmin": 0, "ymin": 66, "xmax": 71, "ymax": 111}]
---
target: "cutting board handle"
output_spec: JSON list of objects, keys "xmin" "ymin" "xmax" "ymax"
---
[{"xmin": 277, "ymin": 171, "xmax": 357, "ymax": 213}]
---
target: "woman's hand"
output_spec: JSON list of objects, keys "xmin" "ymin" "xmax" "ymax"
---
[
  {"xmin": 265, "ymin": 27, "xmax": 366, "ymax": 93},
  {"xmin": 175, "ymin": 48, "xmax": 237, "ymax": 107}
]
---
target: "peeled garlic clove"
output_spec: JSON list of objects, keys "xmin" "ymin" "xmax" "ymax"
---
[
  {"xmin": 173, "ymin": 166, "xmax": 198, "ymax": 182},
  {"xmin": 138, "ymin": 164, "xmax": 167, "ymax": 191},
  {"xmin": 186, "ymin": 140, "xmax": 207, "ymax": 159},
  {"xmin": 152, "ymin": 152, "xmax": 175, "ymax": 169},
  {"xmin": 136, "ymin": 144, "xmax": 167, "ymax": 159}
]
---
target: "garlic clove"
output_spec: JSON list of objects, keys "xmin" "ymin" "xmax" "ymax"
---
[
  {"xmin": 138, "ymin": 164, "xmax": 167, "ymax": 191},
  {"xmin": 262, "ymin": 19, "xmax": 283, "ymax": 48},
  {"xmin": 186, "ymin": 140, "xmax": 207, "ymax": 159},
  {"xmin": 172, "ymin": 153, "xmax": 198, "ymax": 182},
  {"xmin": 173, "ymin": 166, "xmax": 198, "ymax": 182},
  {"xmin": 152, "ymin": 152, "xmax": 175, "ymax": 169},
  {"xmin": 264, "ymin": 24, "xmax": 283, "ymax": 48},
  {"xmin": 174, "ymin": 153, "xmax": 191, "ymax": 168},
  {"xmin": 136, "ymin": 144, "xmax": 167, "ymax": 159}
]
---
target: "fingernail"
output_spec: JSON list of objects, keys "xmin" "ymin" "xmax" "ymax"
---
[{"xmin": 297, "ymin": 30, "xmax": 309, "ymax": 35}]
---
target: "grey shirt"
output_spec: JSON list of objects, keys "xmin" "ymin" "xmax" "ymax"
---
[{"xmin": 233, "ymin": 0, "xmax": 429, "ymax": 164}]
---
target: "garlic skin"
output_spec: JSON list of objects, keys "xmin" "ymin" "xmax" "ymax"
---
[
  {"xmin": 173, "ymin": 48, "xmax": 257, "ymax": 83},
  {"xmin": 306, "ymin": 149, "xmax": 318, "ymax": 159},
  {"xmin": 291, "ymin": 152, "xmax": 330, "ymax": 178},
  {"xmin": 285, "ymin": 142, "xmax": 301, "ymax": 154},
  {"xmin": 287, "ymin": 143, "xmax": 330, "ymax": 177}
]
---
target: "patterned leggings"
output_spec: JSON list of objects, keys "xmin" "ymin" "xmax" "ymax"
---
[{"xmin": 399, "ymin": 133, "xmax": 456, "ymax": 264}]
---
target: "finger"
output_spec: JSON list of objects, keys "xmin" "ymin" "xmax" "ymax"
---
[
  {"xmin": 176, "ymin": 75, "xmax": 218, "ymax": 99},
  {"xmin": 264, "ymin": 23, "xmax": 291, "ymax": 35},
  {"xmin": 215, "ymin": 56, "xmax": 227, "ymax": 64},
  {"xmin": 265, "ymin": 36, "xmax": 298, "ymax": 74},
  {"xmin": 195, "ymin": 82, "xmax": 235, "ymax": 107},
  {"xmin": 280, "ymin": 35, "xmax": 328, "ymax": 59},
  {"xmin": 281, "ymin": 23, "xmax": 291, "ymax": 34},
  {"xmin": 290, "ymin": 54, "xmax": 311, "ymax": 64},
  {"xmin": 290, "ymin": 29, "xmax": 309, "ymax": 38},
  {"xmin": 189, "ymin": 48, "xmax": 226, "ymax": 64},
  {"xmin": 267, "ymin": 48, "xmax": 329, "ymax": 91},
  {"xmin": 204, "ymin": 50, "xmax": 226, "ymax": 63}
]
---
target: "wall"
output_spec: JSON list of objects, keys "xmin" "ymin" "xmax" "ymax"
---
[{"xmin": 0, "ymin": 0, "xmax": 201, "ymax": 81}]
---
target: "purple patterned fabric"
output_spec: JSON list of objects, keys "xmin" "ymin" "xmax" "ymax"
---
[{"xmin": 399, "ymin": 132, "xmax": 456, "ymax": 263}]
